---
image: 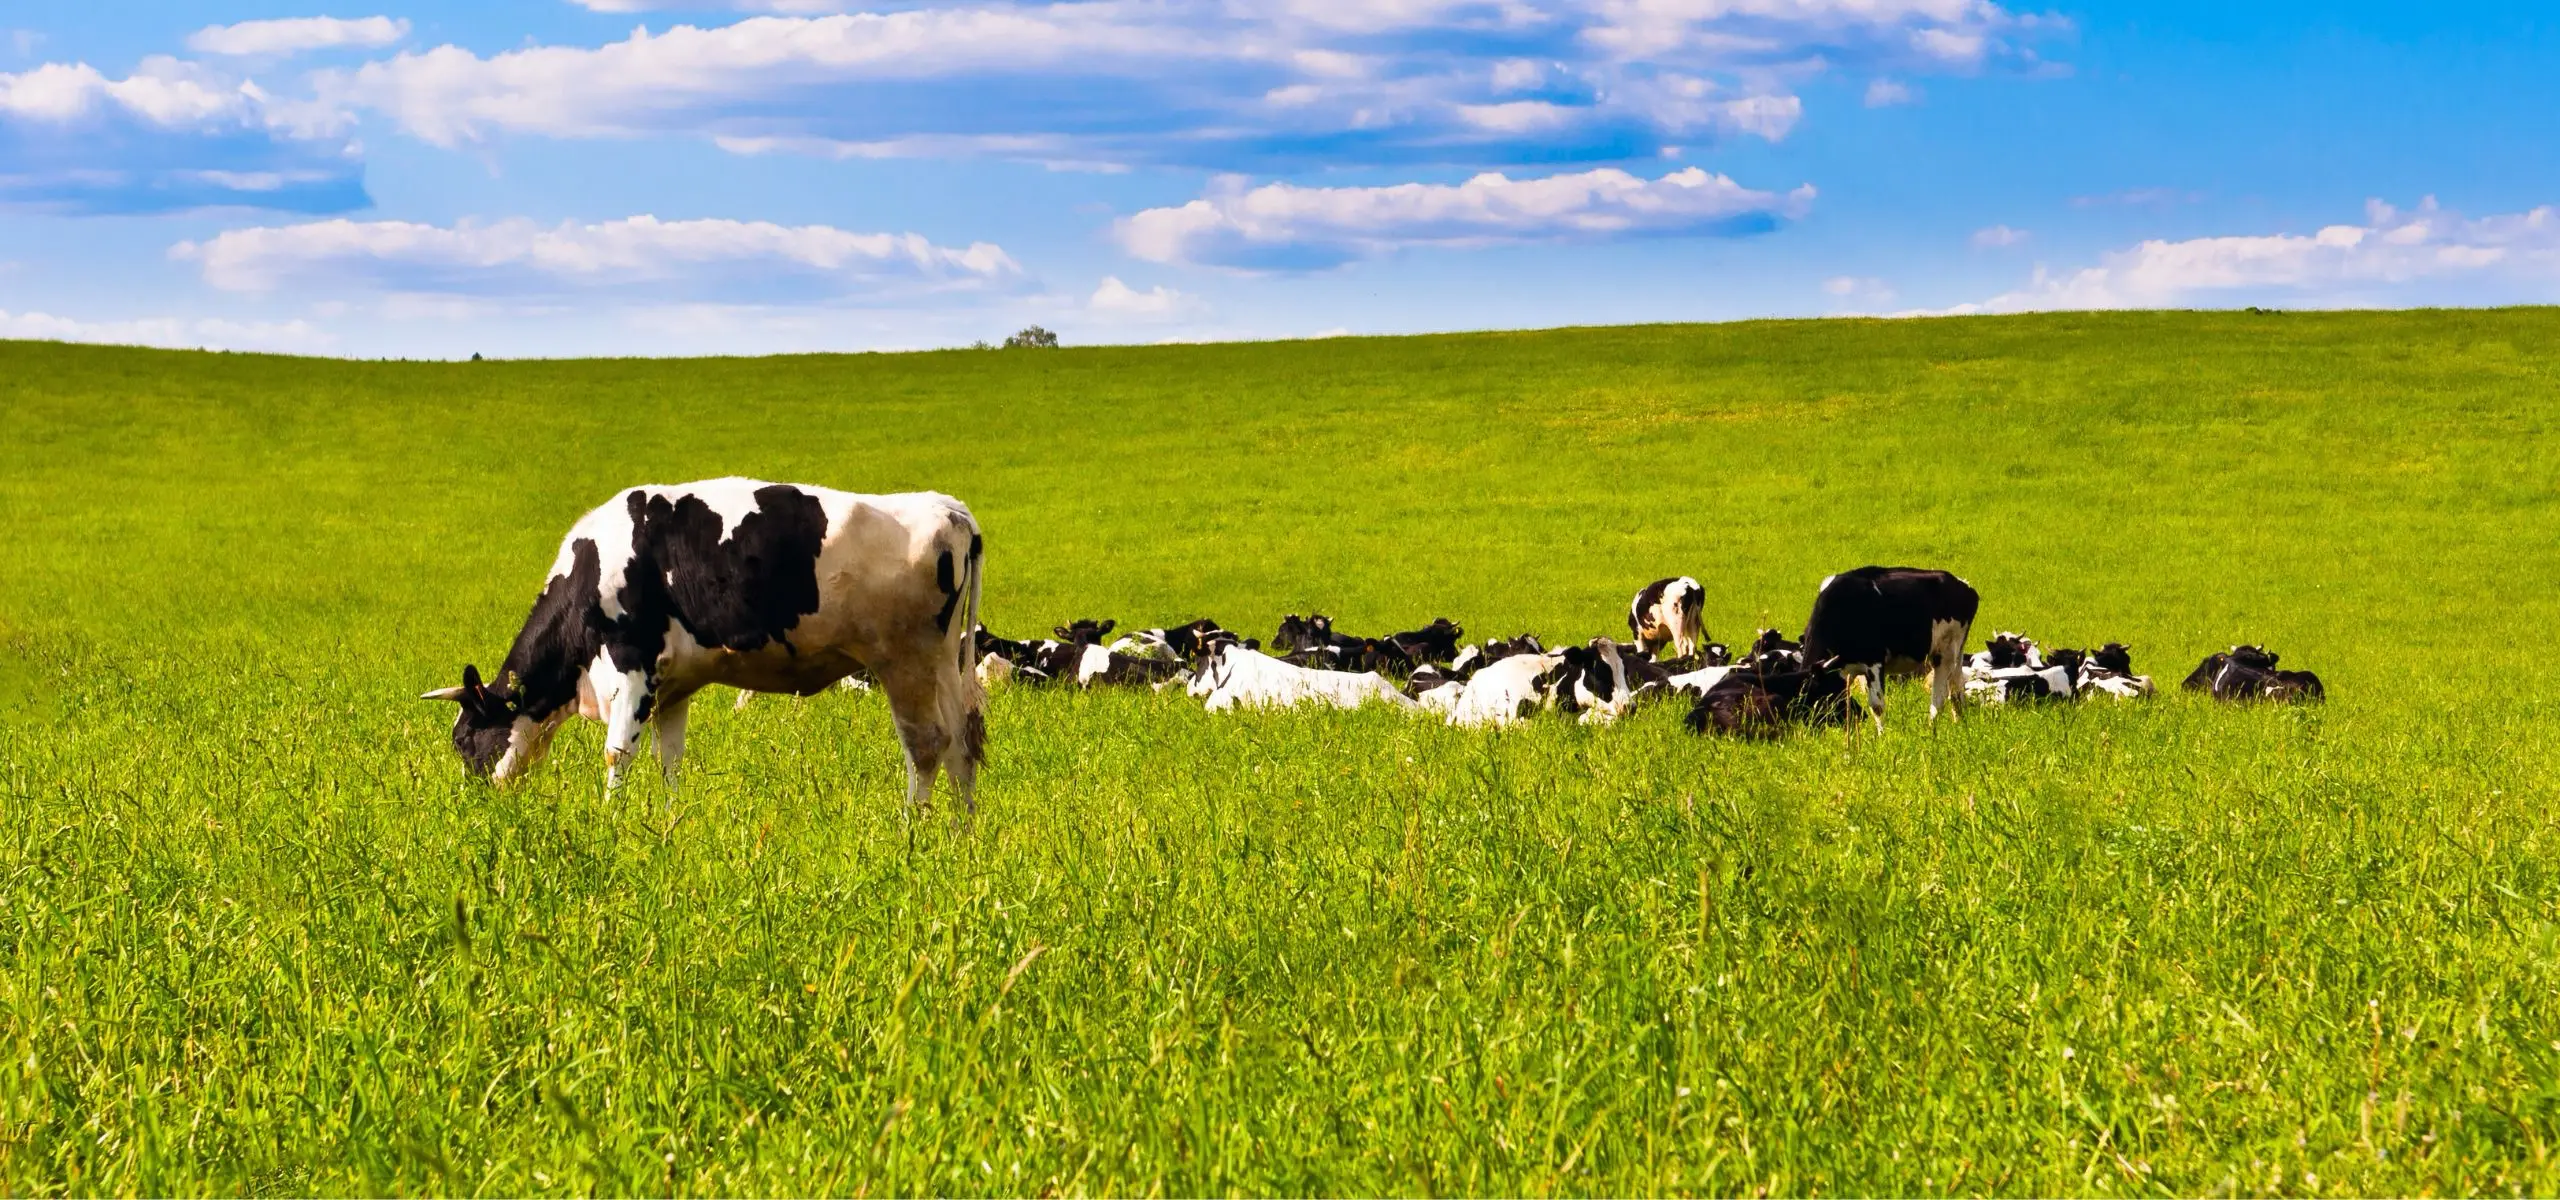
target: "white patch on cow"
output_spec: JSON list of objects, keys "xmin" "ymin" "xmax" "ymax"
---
[
  {"xmin": 1076, "ymin": 642, "xmax": 1113, "ymax": 686},
  {"xmin": 1448, "ymin": 652, "xmax": 1562, "ymax": 728},
  {"xmin": 976, "ymin": 651, "xmax": 1015, "ymax": 687},
  {"xmin": 1416, "ymin": 681, "xmax": 1467, "ymax": 714},
  {"xmin": 1667, "ymin": 665, "xmax": 1736, "ymax": 696},
  {"xmin": 2078, "ymin": 670, "xmax": 2153, "ymax": 699}
]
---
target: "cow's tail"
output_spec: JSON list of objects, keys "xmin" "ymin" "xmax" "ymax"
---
[{"xmin": 955, "ymin": 514, "xmax": 987, "ymax": 768}]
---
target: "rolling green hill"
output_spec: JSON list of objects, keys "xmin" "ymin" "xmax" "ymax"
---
[{"xmin": 2, "ymin": 311, "xmax": 2556, "ymax": 1193}]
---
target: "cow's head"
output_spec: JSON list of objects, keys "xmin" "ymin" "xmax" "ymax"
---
[
  {"xmin": 422, "ymin": 664, "xmax": 531, "ymax": 778},
  {"xmin": 2093, "ymin": 642, "xmax": 2135, "ymax": 674},
  {"xmin": 1055, "ymin": 618, "xmax": 1116, "ymax": 645},
  {"xmin": 2230, "ymin": 644, "xmax": 2279, "ymax": 669},
  {"xmin": 2044, "ymin": 647, "xmax": 2088, "ymax": 685},
  {"xmin": 1984, "ymin": 632, "xmax": 2035, "ymax": 670},
  {"xmin": 1701, "ymin": 642, "xmax": 1733, "ymax": 667}
]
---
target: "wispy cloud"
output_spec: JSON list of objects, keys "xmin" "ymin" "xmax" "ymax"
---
[
  {"xmin": 2069, "ymin": 186, "xmax": 2205, "ymax": 209},
  {"xmin": 0, "ymin": 307, "xmax": 331, "ymax": 352},
  {"xmin": 172, "ymin": 214, "xmax": 1021, "ymax": 299},
  {"xmin": 0, "ymin": 58, "xmax": 366, "ymax": 213},
  {"xmin": 1864, "ymin": 78, "xmax": 1915, "ymax": 107},
  {"xmin": 1119, "ymin": 166, "xmax": 1815, "ymax": 269},
  {"xmin": 189, "ymin": 16, "xmax": 410, "ymax": 58},
  {"xmin": 1087, "ymin": 276, "xmax": 1198, "ymax": 321},
  {"xmin": 1970, "ymin": 223, "xmax": 2028, "ymax": 248},
  {"xmin": 1936, "ymin": 199, "xmax": 2560, "ymax": 313},
  {"xmin": 326, "ymin": 1, "xmax": 2064, "ymax": 171}
]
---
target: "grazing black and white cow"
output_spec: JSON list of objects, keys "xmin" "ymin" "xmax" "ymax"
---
[
  {"xmin": 422, "ymin": 478, "xmax": 986, "ymax": 815},
  {"xmin": 1628, "ymin": 576, "xmax": 1707, "ymax": 662},
  {"xmin": 2184, "ymin": 645, "xmax": 2325, "ymax": 703},
  {"xmin": 1799, "ymin": 566, "xmax": 1980, "ymax": 727}
]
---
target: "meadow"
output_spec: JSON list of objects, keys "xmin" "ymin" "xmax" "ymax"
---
[{"xmin": 2, "ymin": 309, "xmax": 2557, "ymax": 1194}]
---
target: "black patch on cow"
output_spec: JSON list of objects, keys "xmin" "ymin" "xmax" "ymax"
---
[
  {"xmin": 497, "ymin": 537, "xmax": 608, "ymax": 722},
  {"xmin": 610, "ymin": 485, "xmax": 829, "ymax": 675},
  {"xmin": 442, "ymin": 537, "xmax": 610, "ymax": 776},
  {"xmin": 934, "ymin": 549, "xmax": 961, "ymax": 633},
  {"xmin": 2093, "ymin": 642, "xmax": 2135, "ymax": 675},
  {"xmin": 1799, "ymin": 566, "xmax": 1980, "ymax": 671},
  {"xmin": 1054, "ymin": 619, "xmax": 1115, "ymax": 646}
]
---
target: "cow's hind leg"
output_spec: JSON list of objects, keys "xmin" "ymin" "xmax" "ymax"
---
[
  {"xmin": 1927, "ymin": 620, "xmax": 1968, "ymax": 723},
  {"xmin": 880, "ymin": 665, "xmax": 957, "ymax": 821}
]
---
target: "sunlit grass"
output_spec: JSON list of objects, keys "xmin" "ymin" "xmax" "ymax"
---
[{"xmin": 2, "ymin": 310, "xmax": 2557, "ymax": 1193}]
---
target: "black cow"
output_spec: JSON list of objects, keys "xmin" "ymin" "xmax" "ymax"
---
[
  {"xmin": 1799, "ymin": 566, "xmax": 1980, "ymax": 728},
  {"xmin": 1384, "ymin": 618, "xmax": 1465, "ymax": 664}
]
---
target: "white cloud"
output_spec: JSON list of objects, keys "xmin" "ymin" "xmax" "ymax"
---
[
  {"xmin": 1970, "ymin": 223, "xmax": 2027, "ymax": 248},
  {"xmin": 172, "ymin": 214, "xmax": 1021, "ymax": 298},
  {"xmin": 1946, "ymin": 199, "xmax": 2560, "ymax": 313},
  {"xmin": 0, "ymin": 308, "xmax": 331, "ymax": 352},
  {"xmin": 1119, "ymin": 166, "xmax": 1814, "ymax": 268},
  {"xmin": 1864, "ymin": 78, "xmax": 1914, "ymax": 106},
  {"xmin": 0, "ymin": 57, "xmax": 365, "ymax": 212},
  {"xmin": 2069, "ymin": 187, "xmax": 2204, "ymax": 209},
  {"xmin": 323, "ymin": 1, "xmax": 2060, "ymax": 171},
  {"xmin": 1823, "ymin": 275, "xmax": 1895, "ymax": 304},
  {"xmin": 7, "ymin": 30, "xmax": 42, "ymax": 60},
  {"xmin": 188, "ymin": 16, "xmax": 410, "ymax": 58},
  {"xmin": 1087, "ymin": 275, "xmax": 1197, "ymax": 320}
]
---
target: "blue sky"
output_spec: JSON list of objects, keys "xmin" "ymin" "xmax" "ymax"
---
[{"xmin": 2, "ymin": 1, "xmax": 2555, "ymax": 357}]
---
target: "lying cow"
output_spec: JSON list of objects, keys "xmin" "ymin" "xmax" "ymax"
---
[
  {"xmin": 2184, "ymin": 645, "xmax": 2326, "ymax": 703},
  {"xmin": 1684, "ymin": 662, "xmax": 1858, "ymax": 738},
  {"xmin": 2077, "ymin": 642, "xmax": 2155, "ymax": 699},
  {"xmin": 1628, "ymin": 576, "xmax": 1708, "ymax": 662},
  {"xmin": 1544, "ymin": 639, "xmax": 1642, "ymax": 724},
  {"xmin": 1445, "ymin": 651, "xmax": 1563, "ymax": 728},
  {"xmin": 422, "ymin": 477, "xmax": 986, "ymax": 815},
  {"xmin": 1127, "ymin": 618, "xmax": 1245, "ymax": 662},
  {"xmin": 1800, "ymin": 566, "xmax": 1979, "ymax": 728},
  {"xmin": 1188, "ymin": 645, "xmax": 1417, "ymax": 713}
]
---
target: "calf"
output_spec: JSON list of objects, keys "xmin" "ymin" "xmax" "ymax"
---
[
  {"xmin": 1188, "ymin": 645, "xmax": 1418, "ymax": 713},
  {"xmin": 1627, "ymin": 577, "xmax": 1708, "ymax": 662},
  {"xmin": 421, "ymin": 478, "xmax": 985, "ymax": 815},
  {"xmin": 1799, "ymin": 566, "xmax": 1980, "ymax": 728},
  {"xmin": 1448, "ymin": 633, "xmax": 1544, "ymax": 680},
  {"xmin": 1128, "ymin": 618, "xmax": 1243, "ymax": 662},
  {"xmin": 1965, "ymin": 631, "xmax": 2043, "ymax": 674},
  {"xmin": 1384, "ymin": 618, "xmax": 1465, "ymax": 664}
]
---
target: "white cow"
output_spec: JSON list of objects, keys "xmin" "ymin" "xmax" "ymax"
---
[{"xmin": 1189, "ymin": 645, "xmax": 1418, "ymax": 713}]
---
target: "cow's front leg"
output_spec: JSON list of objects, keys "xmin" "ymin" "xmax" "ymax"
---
[
  {"xmin": 653, "ymin": 688, "xmax": 694, "ymax": 795},
  {"xmin": 1863, "ymin": 664, "xmax": 1886, "ymax": 733},
  {"xmin": 600, "ymin": 668, "xmax": 653, "ymax": 792}
]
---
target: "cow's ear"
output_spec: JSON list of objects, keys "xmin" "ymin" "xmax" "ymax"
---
[
  {"xmin": 1099, "ymin": 619, "xmax": 1116, "ymax": 635},
  {"xmin": 422, "ymin": 663, "xmax": 484, "ymax": 704}
]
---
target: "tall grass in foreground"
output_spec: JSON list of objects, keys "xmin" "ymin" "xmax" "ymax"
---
[{"xmin": 3, "ymin": 310, "xmax": 2558, "ymax": 1193}]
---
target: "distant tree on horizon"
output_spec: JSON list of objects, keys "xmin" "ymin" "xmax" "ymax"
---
[{"xmin": 1003, "ymin": 325, "xmax": 1060, "ymax": 349}]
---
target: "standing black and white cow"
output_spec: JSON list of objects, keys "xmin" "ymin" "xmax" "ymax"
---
[
  {"xmin": 1627, "ymin": 576, "xmax": 1707, "ymax": 662},
  {"xmin": 422, "ymin": 478, "xmax": 987, "ymax": 815},
  {"xmin": 1799, "ymin": 566, "xmax": 1980, "ymax": 727}
]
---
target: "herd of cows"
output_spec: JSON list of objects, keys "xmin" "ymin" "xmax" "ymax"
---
[
  {"xmin": 420, "ymin": 479, "xmax": 2326, "ymax": 815},
  {"xmin": 966, "ymin": 567, "xmax": 2329, "ymax": 737}
]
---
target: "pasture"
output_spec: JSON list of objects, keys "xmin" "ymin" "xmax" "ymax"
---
[{"xmin": 2, "ymin": 309, "xmax": 2558, "ymax": 1194}]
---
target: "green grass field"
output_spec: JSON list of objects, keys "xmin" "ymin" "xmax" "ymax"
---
[{"xmin": 3, "ymin": 310, "xmax": 2558, "ymax": 1194}]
